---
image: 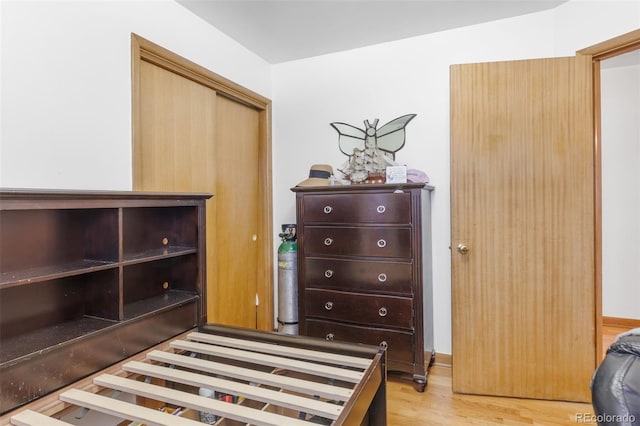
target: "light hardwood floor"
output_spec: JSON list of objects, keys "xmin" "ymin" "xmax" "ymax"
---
[
  {"xmin": 387, "ymin": 365, "xmax": 593, "ymax": 425},
  {"xmin": 388, "ymin": 326, "xmax": 634, "ymax": 425}
]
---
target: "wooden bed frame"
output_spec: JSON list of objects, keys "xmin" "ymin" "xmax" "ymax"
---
[
  {"xmin": 1, "ymin": 324, "xmax": 387, "ymax": 426},
  {"xmin": 0, "ymin": 191, "xmax": 386, "ymax": 425}
]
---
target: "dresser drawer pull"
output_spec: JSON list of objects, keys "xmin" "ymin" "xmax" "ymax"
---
[
  {"xmin": 378, "ymin": 307, "xmax": 388, "ymax": 317},
  {"xmin": 324, "ymin": 237, "xmax": 334, "ymax": 246},
  {"xmin": 324, "ymin": 269, "xmax": 334, "ymax": 278},
  {"xmin": 379, "ymin": 341, "xmax": 388, "ymax": 350},
  {"xmin": 377, "ymin": 239, "xmax": 387, "ymax": 248},
  {"xmin": 377, "ymin": 273, "xmax": 387, "ymax": 283},
  {"xmin": 323, "ymin": 205, "xmax": 333, "ymax": 214},
  {"xmin": 324, "ymin": 301, "xmax": 334, "ymax": 311},
  {"xmin": 326, "ymin": 333, "xmax": 335, "ymax": 341},
  {"xmin": 376, "ymin": 205, "xmax": 386, "ymax": 214}
]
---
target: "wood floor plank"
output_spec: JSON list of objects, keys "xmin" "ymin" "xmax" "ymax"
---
[{"xmin": 387, "ymin": 365, "xmax": 594, "ymax": 425}]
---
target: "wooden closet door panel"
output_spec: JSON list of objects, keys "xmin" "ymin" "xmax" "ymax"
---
[
  {"xmin": 135, "ymin": 61, "xmax": 260, "ymax": 329},
  {"xmin": 212, "ymin": 95, "xmax": 260, "ymax": 328},
  {"xmin": 136, "ymin": 61, "xmax": 217, "ymax": 192},
  {"xmin": 450, "ymin": 56, "xmax": 595, "ymax": 402},
  {"xmin": 132, "ymin": 35, "xmax": 274, "ymax": 332},
  {"xmin": 136, "ymin": 61, "xmax": 218, "ymax": 326}
]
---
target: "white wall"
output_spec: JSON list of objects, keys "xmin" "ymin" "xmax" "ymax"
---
[
  {"xmin": 601, "ymin": 61, "xmax": 640, "ymax": 320},
  {"xmin": 0, "ymin": 0, "xmax": 271, "ymax": 189},
  {"xmin": 272, "ymin": 1, "xmax": 640, "ymax": 354},
  {"xmin": 1, "ymin": 0, "xmax": 639, "ymax": 355},
  {"xmin": 272, "ymin": 14, "xmax": 555, "ymax": 357}
]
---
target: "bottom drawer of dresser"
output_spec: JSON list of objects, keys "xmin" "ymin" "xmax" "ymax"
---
[{"xmin": 305, "ymin": 319, "xmax": 415, "ymax": 369}]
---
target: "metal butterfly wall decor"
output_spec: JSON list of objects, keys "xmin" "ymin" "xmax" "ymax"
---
[{"xmin": 330, "ymin": 114, "xmax": 416, "ymax": 184}]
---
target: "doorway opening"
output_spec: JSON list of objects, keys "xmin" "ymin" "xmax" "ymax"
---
[{"xmin": 579, "ymin": 29, "xmax": 640, "ymax": 358}]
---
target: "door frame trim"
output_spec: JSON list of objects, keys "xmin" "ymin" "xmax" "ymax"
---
[
  {"xmin": 130, "ymin": 33, "xmax": 274, "ymax": 331},
  {"xmin": 578, "ymin": 28, "xmax": 640, "ymax": 361}
]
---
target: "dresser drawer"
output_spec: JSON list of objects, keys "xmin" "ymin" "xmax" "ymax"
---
[
  {"xmin": 302, "ymin": 192, "xmax": 411, "ymax": 224},
  {"xmin": 303, "ymin": 226, "xmax": 411, "ymax": 258},
  {"xmin": 305, "ymin": 288, "xmax": 413, "ymax": 329},
  {"xmin": 305, "ymin": 257, "xmax": 413, "ymax": 295},
  {"xmin": 306, "ymin": 319, "xmax": 415, "ymax": 366}
]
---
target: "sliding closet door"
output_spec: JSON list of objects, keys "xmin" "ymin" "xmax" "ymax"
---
[
  {"xmin": 132, "ymin": 36, "xmax": 271, "ymax": 330},
  {"xmin": 450, "ymin": 55, "xmax": 596, "ymax": 402},
  {"xmin": 213, "ymin": 95, "xmax": 261, "ymax": 327}
]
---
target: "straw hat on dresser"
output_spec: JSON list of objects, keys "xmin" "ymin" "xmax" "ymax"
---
[{"xmin": 296, "ymin": 164, "xmax": 336, "ymax": 186}]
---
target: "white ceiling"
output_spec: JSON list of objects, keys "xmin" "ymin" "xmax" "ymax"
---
[{"xmin": 177, "ymin": 0, "xmax": 569, "ymax": 64}]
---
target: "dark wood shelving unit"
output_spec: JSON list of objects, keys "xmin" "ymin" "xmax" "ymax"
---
[{"xmin": 0, "ymin": 189, "xmax": 211, "ymax": 414}]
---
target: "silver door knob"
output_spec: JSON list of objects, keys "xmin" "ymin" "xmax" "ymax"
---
[{"xmin": 457, "ymin": 243, "xmax": 469, "ymax": 254}]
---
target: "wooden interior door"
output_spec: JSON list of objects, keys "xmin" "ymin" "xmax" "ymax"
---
[
  {"xmin": 132, "ymin": 35, "xmax": 273, "ymax": 330},
  {"xmin": 450, "ymin": 55, "xmax": 596, "ymax": 402}
]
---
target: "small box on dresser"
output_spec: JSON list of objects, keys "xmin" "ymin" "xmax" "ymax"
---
[{"xmin": 291, "ymin": 183, "xmax": 434, "ymax": 391}]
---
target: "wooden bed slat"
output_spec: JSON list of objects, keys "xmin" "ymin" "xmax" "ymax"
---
[
  {"xmin": 171, "ymin": 339, "xmax": 364, "ymax": 383},
  {"xmin": 187, "ymin": 332, "xmax": 372, "ymax": 369},
  {"xmin": 10, "ymin": 410, "xmax": 73, "ymax": 426},
  {"xmin": 59, "ymin": 389, "xmax": 201, "ymax": 426},
  {"xmin": 90, "ymin": 374, "xmax": 313, "ymax": 426},
  {"xmin": 121, "ymin": 361, "xmax": 344, "ymax": 419},
  {"xmin": 146, "ymin": 349, "xmax": 353, "ymax": 400}
]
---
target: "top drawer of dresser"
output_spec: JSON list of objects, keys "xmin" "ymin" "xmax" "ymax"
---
[{"xmin": 301, "ymin": 192, "xmax": 411, "ymax": 224}]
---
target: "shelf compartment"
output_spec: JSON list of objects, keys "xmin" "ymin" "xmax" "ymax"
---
[
  {"xmin": 0, "ymin": 208, "xmax": 119, "ymax": 276},
  {"xmin": 0, "ymin": 316, "xmax": 117, "ymax": 365},
  {"xmin": 123, "ymin": 255, "xmax": 198, "ymax": 315},
  {"xmin": 123, "ymin": 290, "xmax": 199, "ymax": 321},
  {"xmin": 0, "ymin": 301, "xmax": 198, "ymax": 415},
  {"xmin": 122, "ymin": 206, "xmax": 198, "ymax": 258},
  {"xmin": 0, "ymin": 269, "xmax": 120, "ymax": 340}
]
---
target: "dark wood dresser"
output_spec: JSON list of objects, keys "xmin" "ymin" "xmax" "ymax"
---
[{"xmin": 292, "ymin": 183, "xmax": 434, "ymax": 391}]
